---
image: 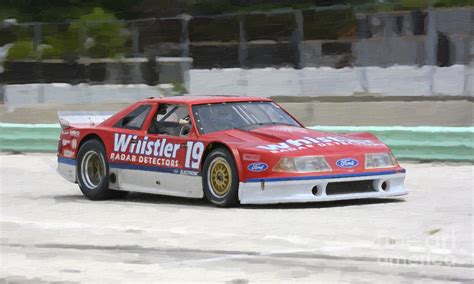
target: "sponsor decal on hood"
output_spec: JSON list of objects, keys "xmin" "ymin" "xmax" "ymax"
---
[{"xmin": 256, "ymin": 136, "xmax": 381, "ymax": 153}]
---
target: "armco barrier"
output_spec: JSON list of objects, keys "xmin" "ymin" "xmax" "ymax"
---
[
  {"xmin": 0, "ymin": 123, "xmax": 61, "ymax": 152},
  {"xmin": 0, "ymin": 123, "xmax": 472, "ymax": 162},
  {"xmin": 308, "ymin": 126, "xmax": 473, "ymax": 162}
]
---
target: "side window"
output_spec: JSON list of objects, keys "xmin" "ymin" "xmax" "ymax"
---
[
  {"xmin": 262, "ymin": 103, "xmax": 291, "ymax": 123},
  {"xmin": 114, "ymin": 105, "xmax": 152, "ymax": 130},
  {"xmin": 148, "ymin": 104, "xmax": 191, "ymax": 136}
]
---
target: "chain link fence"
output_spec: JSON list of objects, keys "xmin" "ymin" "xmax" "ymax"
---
[{"xmin": 1, "ymin": 5, "xmax": 472, "ymax": 84}]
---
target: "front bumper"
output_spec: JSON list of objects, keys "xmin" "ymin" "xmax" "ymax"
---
[{"xmin": 238, "ymin": 172, "xmax": 407, "ymax": 205}]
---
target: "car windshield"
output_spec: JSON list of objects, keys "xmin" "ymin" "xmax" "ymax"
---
[{"xmin": 192, "ymin": 101, "xmax": 301, "ymax": 134}]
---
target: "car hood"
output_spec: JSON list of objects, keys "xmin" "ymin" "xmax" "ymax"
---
[{"xmin": 203, "ymin": 125, "xmax": 390, "ymax": 156}]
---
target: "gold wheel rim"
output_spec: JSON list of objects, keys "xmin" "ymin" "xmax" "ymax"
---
[
  {"xmin": 208, "ymin": 157, "xmax": 232, "ymax": 197},
  {"xmin": 82, "ymin": 151, "xmax": 105, "ymax": 189}
]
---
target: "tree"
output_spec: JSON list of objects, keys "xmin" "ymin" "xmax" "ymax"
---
[
  {"xmin": 7, "ymin": 7, "xmax": 128, "ymax": 60},
  {"xmin": 68, "ymin": 7, "xmax": 127, "ymax": 58}
]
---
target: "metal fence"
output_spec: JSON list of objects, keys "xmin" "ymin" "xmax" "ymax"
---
[{"xmin": 1, "ymin": 6, "xmax": 472, "ymax": 70}]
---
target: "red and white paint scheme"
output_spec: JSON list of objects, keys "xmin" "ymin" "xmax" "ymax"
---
[{"xmin": 57, "ymin": 96, "xmax": 407, "ymax": 207}]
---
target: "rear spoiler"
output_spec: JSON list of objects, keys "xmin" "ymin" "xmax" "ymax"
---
[{"xmin": 58, "ymin": 111, "xmax": 115, "ymax": 129}]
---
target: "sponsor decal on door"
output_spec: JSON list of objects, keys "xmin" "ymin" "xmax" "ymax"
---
[{"xmin": 109, "ymin": 133, "xmax": 205, "ymax": 172}]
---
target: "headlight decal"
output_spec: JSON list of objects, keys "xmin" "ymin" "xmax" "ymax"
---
[
  {"xmin": 365, "ymin": 153, "xmax": 397, "ymax": 169},
  {"xmin": 273, "ymin": 156, "xmax": 331, "ymax": 173}
]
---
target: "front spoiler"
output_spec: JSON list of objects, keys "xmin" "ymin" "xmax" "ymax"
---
[{"xmin": 238, "ymin": 172, "xmax": 407, "ymax": 205}]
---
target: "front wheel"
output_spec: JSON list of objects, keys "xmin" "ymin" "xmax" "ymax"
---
[
  {"xmin": 76, "ymin": 139, "xmax": 128, "ymax": 200},
  {"xmin": 202, "ymin": 148, "xmax": 239, "ymax": 207}
]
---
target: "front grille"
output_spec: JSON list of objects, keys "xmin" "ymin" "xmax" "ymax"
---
[{"xmin": 326, "ymin": 180, "xmax": 376, "ymax": 195}]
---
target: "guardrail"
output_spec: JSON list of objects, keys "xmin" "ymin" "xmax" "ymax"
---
[
  {"xmin": 308, "ymin": 126, "xmax": 473, "ymax": 162},
  {"xmin": 0, "ymin": 123, "xmax": 61, "ymax": 152},
  {"xmin": 0, "ymin": 123, "xmax": 472, "ymax": 162}
]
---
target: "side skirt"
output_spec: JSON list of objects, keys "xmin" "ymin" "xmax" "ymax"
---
[{"xmin": 108, "ymin": 168, "xmax": 204, "ymax": 199}]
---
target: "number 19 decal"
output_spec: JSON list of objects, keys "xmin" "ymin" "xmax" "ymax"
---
[{"xmin": 184, "ymin": 141, "xmax": 204, "ymax": 169}]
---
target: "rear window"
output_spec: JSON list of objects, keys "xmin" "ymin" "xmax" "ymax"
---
[{"xmin": 114, "ymin": 105, "xmax": 152, "ymax": 130}]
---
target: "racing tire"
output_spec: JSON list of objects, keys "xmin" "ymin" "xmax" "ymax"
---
[
  {"xmin": 202, "ymin": 148, "xmax": 239, "ymax": 207},
  {"xmin": 76, "ymin": 139, "xmax": 128, "ymax": 200}
]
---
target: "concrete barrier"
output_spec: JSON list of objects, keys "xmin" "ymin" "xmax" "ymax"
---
[
  {"xmin": 1, "ymin": 123, "xmax": 472, "ymax": 161},
  {"xmin": 4, "ymin": 64, "xmax": 472, "ymax": 106},
  {"xmin": 190, "ymin": 65, "xmax": 473, "ymax": 97}
]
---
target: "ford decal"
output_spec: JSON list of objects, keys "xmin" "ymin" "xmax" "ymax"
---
[
  {"xmin": 336, "ymin": 158, "xmax": 359, "ymax": 168},
  {"xmin": 248, "ymin": 162, "xmax": 269, "ymax": 172}
]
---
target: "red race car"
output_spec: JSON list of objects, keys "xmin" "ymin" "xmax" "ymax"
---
[{"xmin": 57, "ymin": 96, "xmax": 407, "ymax": 207}]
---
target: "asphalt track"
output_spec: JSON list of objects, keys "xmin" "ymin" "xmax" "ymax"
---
[{"xmin": 0, "ymin": 154, "xmax": 473, "ymax": 283}]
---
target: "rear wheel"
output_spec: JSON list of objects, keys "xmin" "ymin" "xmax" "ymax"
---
[
  {"xmin": 202, "ymin": 148, "xmax": 239, "ymax": 207},
  {"xmin": 76, "ymin": 139, "xmax": 128, "ymax": 200}
]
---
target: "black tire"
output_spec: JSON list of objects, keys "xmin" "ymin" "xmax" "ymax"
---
[
  {"xmin": 202, "ymin": 148, "xmax": 239, "ymax": 207},
  {"xmin": 76, "ymin": 139, "xmax": 128, "ymax": 200}
]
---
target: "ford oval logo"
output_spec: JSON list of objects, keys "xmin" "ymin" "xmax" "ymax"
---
[
  {"xmin": 336, "ymin": 158, "xmax": 359, "ymax": 168},
  {"xmin": 248, "ymin": 162, "xmax": 268, "ymax": 172}
]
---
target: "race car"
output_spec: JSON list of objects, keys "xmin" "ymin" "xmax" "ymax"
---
[{"xmin": 57, "ymin": 96, "xmax": 407, "ymax": 207}]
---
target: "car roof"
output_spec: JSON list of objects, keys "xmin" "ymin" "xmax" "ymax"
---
[{"xmin": 144, "ymin": 95, "xmax": 273, "ymax": 105}]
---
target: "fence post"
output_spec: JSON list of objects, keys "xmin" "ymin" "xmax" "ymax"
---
[
  {"xmin": 78, "ymin": 23, "xmax": 87, "ymax": 57},
  {"xmin": 238, "ymin": 14, "xmax": 248, "ymax": 68},
  {"xmin": 0, "ymin": 84, "xmax": 4, "ymax": 104},
  {"xmin": 33, "ymin": 23, "xmax": 44, "ymax": 103},
  {"xmin": 33, "ymin": 23, "xmax": 42, "ymax": 56},
  {"xmin": 131, "ymin": 23, "xmax": 140, "ymax": 56},
  {"xmin": 179, "ymin": 14, "xmax": 192, "ymax": 57},
  {"xmin": 294, "ymin": 10, "xmax": 304, "ymax": 69},
  {"xmin": 425, "ymin": 8, "xmax": 437, "ymax": 66},
  {"xmin": 425, "ymin": 7, "xmax": 437, "ymax": 96}
]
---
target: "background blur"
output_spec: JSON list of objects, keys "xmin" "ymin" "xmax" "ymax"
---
[{"xmin": 0, "ymin": 0, "xmax": 473, "ymax": 161}]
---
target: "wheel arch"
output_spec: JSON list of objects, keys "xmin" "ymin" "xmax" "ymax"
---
[
  {"xmin": 75, "ymin": 133, "xmax": 106, "ymax": 170},
  {"xmin": 78, "ymin": 133, "xmax": 106, "ymax": 151},
  {"xmin": 201, "ymin": 142, "xmax": 244, "ymax": 182},
  {"xmin": 76, "ymin": 132, "xmax": 106, "ymax": 158}
]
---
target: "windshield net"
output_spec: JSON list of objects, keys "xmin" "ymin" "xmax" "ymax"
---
[{"xmin": 192, "ymin": 101, "xmax": 301, "ymax": 134}]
